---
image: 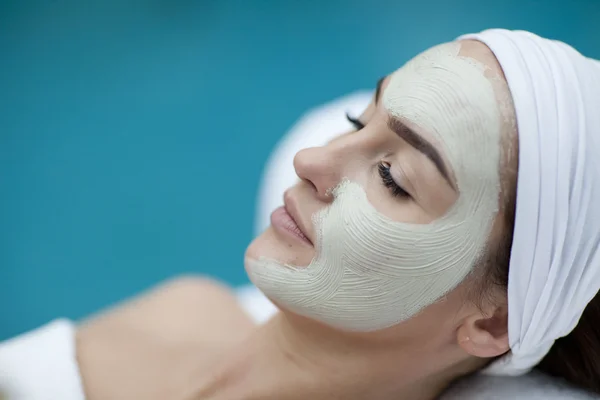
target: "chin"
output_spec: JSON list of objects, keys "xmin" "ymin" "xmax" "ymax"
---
[
  {"xmin": 244, "ymin": 235, "xmax": 263, "ymax": 263},
  {"xmin": 244, "ymin": 226, "xmax": 315, "ymax": 272}
]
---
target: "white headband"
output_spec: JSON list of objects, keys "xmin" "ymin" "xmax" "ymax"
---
[{"xmin": 458, "ymin": 29, "xmax": 600, "ymax": 375}]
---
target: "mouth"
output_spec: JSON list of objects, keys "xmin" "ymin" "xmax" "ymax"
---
[{"xmin": 269, "ymin": 192, "xmax": 313, "ymax": 247}]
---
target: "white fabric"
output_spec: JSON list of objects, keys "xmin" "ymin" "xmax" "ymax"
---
[
  {"xmin": 458, "ymin": 29, "xmax": 600, "ymax": 376},
  {"xmin": 0, "ymin": 319, "xmax": 86, "ymax": 400},
  {"xmin": 442, "ymin": 370, "xmax": 600, "ymax": 399}
]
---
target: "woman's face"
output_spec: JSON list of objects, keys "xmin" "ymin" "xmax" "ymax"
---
[
  {"xmin": 248, "ymin": 74, "xmax": 459, "ymax": 264},
  {"xmin": 245, "ymin": 40, "xmax": 513, "ymax": 333}
]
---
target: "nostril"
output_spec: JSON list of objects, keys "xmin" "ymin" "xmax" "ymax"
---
[{"xmin": 306, "ymin": 178, "xmax": 318, "ymax": 194}]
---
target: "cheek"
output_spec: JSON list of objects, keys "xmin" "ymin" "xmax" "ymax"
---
[
  {"xmin": 362, "ymin": 176, "xmax": 434, "ymax": 225},
  {"xmin": 392, "ymin": 281, "xmax": 472, "ymax": 334}
]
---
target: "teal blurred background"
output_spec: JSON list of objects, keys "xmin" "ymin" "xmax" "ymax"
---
[{"xmin": 1, "ymin": 1, "xmax": 598, "ymax": 340}]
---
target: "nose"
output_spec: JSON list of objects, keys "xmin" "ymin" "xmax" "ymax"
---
[{"xmin": 293, "ymin": 144, "xmax": 345, "ymax": 202}]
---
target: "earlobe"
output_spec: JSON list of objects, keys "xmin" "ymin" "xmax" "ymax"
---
[
  {"xmin": 457, "ymin": 328, "xmax": 509, "ymax": 358},
  {"xmin": 457, "ymin": 308, "xmax": 510, "ymax": 358}
]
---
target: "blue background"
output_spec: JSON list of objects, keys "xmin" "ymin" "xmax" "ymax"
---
[{"xmin": 1, "ymin": 0, "xmax": 598, "ymax": 340}]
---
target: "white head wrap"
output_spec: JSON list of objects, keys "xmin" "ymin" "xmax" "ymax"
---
[{"xmin": 457, "ymin": 29, "xmax": 600, "ymax": 375}]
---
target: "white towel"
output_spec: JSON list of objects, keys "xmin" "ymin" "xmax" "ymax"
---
[{"xmin": 459, "ymin": 29, "xmax": 600, "ymax": 376}]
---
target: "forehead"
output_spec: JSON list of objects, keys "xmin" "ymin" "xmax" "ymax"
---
[
  {"xmin": 380, "ymin": 40, "xmax": 506, "ymax": 95},
  {"xmin": 382, "ymin": 40, "xmax": 504, "ymax": 187},
  {"xmin": 458, "ymin": 39, "xmax": 507, "ymax": 81}
]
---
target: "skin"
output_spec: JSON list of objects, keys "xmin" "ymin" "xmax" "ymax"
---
[
  {"xmin": 76, "ymin": 277, "xmax": 255, "ymax": 399},
  {"xmin": 76, "ymin": 39, "xmax": 518, "ymax": 400}
]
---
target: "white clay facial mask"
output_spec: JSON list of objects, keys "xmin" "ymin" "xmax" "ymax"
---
[{"xmin": 246, "ymin": 42, "xmax": 502, "ymax": 331}]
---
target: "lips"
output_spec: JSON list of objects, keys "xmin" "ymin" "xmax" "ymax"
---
[{"xmin": 269, "ymin": 191, "xmax": 313, "ymax": 246}]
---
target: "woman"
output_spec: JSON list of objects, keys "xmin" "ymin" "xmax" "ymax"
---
[{"xmin": 2, "ymin": 29, "xmax": 600, "ymax": 399}]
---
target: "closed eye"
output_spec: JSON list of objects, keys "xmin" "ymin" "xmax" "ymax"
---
[
  {"xmin": 378, "ymin": 162, "xmax": 410, "ymax": 199},
  {"xmin": 345, "ymin": 113, "xmax": 410, "ymax": 199}
]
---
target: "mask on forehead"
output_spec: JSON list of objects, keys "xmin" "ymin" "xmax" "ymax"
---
[{"xmin": 247, "ymin": 42, "xmax": 502, "ymax": 332}]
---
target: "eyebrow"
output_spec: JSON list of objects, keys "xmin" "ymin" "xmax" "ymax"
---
[
  {"xmin": 387, "ymin": 117, "xmax": 456, "ymax": 191},
  {"xmin": 373, "ymin": 76, "xmax": 455, "ymax": 189}
]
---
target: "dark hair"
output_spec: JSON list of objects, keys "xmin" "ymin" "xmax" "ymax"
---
[
  {"xmin": 483, "ymin": 149, "xmax": 600, "ymax": 394},
  {"xmin": 537, "ymin": 291, "xmax": 600, "ymax": 393}
]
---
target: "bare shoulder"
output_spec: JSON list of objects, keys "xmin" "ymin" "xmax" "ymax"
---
[
  {"xmin": 80, "ymin": 275, "xmax": 255, "ymax": 346},
  {"xmin": 147, "ymin": 275, "xmax": 256, "ymax": 343},
  {"xmin": 76, "ymin": 276, "xmax": 256, "ymax": 400}
]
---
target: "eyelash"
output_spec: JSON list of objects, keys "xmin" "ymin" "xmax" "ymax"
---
[
  {"xmin": 378, "ymin": 162, "xmax": 410, "ymax": 198},
  {"xmin": 346, "ymin": 112, "xmax": 365, "ymax": 130}
]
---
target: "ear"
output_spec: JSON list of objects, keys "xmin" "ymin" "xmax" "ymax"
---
[{"xmin": 457, "ymin": 304, "xmax": 510, "ymax": 358}]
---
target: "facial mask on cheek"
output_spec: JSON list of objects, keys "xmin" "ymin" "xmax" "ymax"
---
[{"xmin": 246, "ymin": 42, "xmax": 502, "ymax": 332}]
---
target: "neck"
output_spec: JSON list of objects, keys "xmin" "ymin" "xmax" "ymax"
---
[{"xmin": 186, "ymin": 313, "xmax": 480, "ymax": 400}]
